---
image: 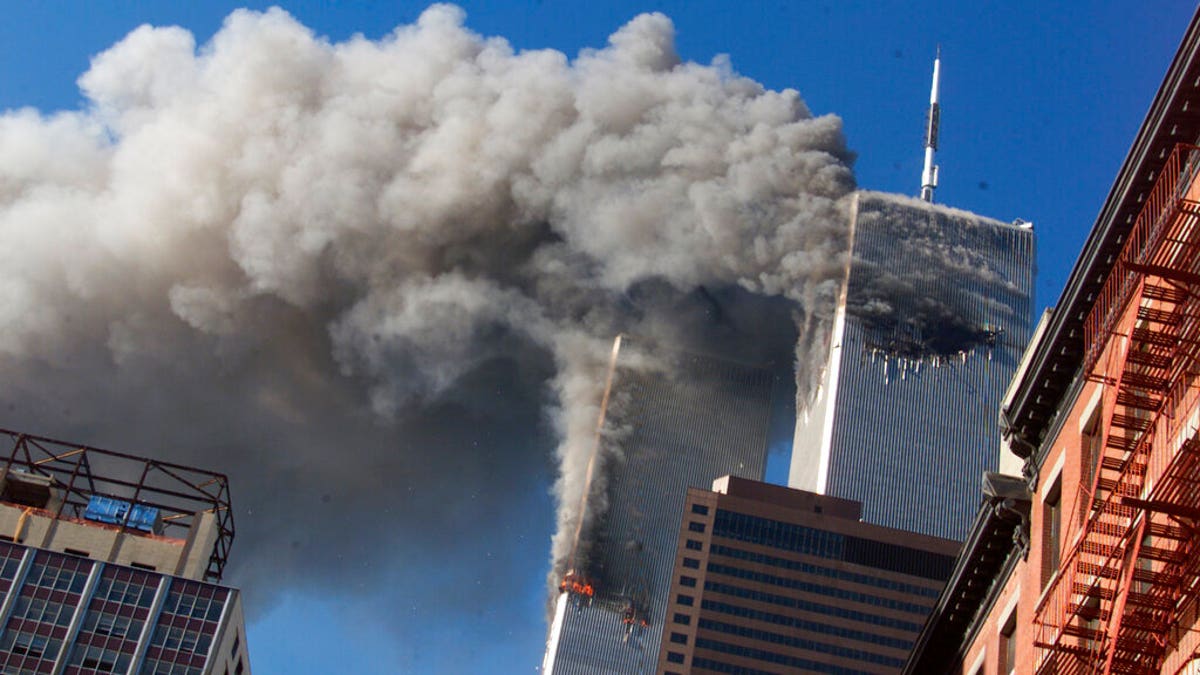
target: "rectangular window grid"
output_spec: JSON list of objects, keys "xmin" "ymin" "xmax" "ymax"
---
[
  {"xmin": 65, "ymin": 566, "xmax": 159, "ymax": 675},
  {"xmin": 0, "ymin": 550, "xmax": 92, "ymax": 673},
  {"xmin": 143, "ymin": 579, "xmax": 227, "ymax": 673}
]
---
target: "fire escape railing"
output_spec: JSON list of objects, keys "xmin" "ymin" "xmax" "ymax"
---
[
  {"xmin": 1084, "ymin": 144, "xmax": 1200, "ymax": 373},
  {"xmin": 1034, "ymin": 143, "xmax": 1200, "ymax": 675}
]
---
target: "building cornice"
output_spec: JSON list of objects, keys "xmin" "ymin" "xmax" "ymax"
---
[{"xmin": 902, "ymin": 473, "xmax": 1030, "ymax": 674}]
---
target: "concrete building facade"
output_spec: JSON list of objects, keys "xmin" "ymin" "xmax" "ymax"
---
[
  {"xmin": 0, "ymin": 429, "xmax": 249, "ymax": 675},
  {"xmin": 657, "ymin": 476, "xmax": 959, "ymax": 675},
  {"xmin": 791, "ymin": 191, "xmax": 1035, "ymax": 541},
  {"xmin": 905, "ymin": 8, "xmax": 1200, "ymax": 674}
]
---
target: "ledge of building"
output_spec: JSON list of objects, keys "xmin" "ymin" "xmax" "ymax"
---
[{"xmin": 902, "ymin": 473, "xmax": 1030, "ymax": 675}]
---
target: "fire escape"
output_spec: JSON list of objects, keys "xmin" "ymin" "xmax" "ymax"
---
[{"xmin": 1034, "ymin": 143, "xmax": 1200, "ymax": 675}]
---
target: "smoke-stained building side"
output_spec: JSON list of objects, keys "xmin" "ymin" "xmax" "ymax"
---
[
  {"xmin": 543, "ymin": 337, "xmax": 775, "ymax": 675},
  {"xmin": 791, "ymin": 191, "xmax": 1035, "ymax": 541}
]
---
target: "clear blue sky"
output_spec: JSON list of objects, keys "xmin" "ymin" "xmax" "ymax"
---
[{"xmin": 0, "ymin": 2, "xmax": 1193, "ymax": 673}]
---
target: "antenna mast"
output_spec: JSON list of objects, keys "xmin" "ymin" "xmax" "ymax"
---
[{"xmin": 920, "ymin": 47, "xmax": 941, "ymax": 203}]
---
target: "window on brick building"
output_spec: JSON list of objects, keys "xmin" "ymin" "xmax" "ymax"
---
[
  {"xmin": 1042, "ymin": 477, "xmax": 1062, "ymax": 588},
  {"xmin": 1080, "ymin": 408, "xmax": 1103, "ymax": 526},
  {"xmin": 999, "ymin": 610, "xmax": 1017, "ymax": 675}
]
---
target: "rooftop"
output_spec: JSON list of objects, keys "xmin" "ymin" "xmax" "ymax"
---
[{"xmin": 0, "ymin": 428, "xmax": 234, "ymax": 581}]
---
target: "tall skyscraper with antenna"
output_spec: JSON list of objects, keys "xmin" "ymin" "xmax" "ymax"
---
[{"xmin": 790, "ymin": 51, "xmax": 1036, "ymax": 542}]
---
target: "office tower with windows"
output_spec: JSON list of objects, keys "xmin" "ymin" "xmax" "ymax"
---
[
  {"xmin": 791, "ymin": 191, "xmax": 1035, "ymax": 541},
  {"xmin": 543, "ymin": 337, "xmax": 776, "ymax": 675},
  {"xmin": 0, "ymin": 429, "xmax": 249, "ymax": 675},
  {"xmin": 657, "ymin": 475, "xmax": 959, "ymax": 674}
]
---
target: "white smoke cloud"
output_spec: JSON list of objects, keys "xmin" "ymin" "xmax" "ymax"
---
[{"xmin": 0, "ymin": 3, "xmax": 854, "ymax": 627}]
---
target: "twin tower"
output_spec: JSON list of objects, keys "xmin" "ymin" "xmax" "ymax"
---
[{"xmin": 544, "ymin": 188, "xmax": 1036, "ymax": 673}]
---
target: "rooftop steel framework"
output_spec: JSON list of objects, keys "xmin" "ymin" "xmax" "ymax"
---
[{"xmin": 0, "ymin": 428, "xmax": 234, "ymax": 582}]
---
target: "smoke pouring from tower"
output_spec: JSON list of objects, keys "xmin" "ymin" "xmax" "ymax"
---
[{"xmin": 0, "ymin": 4, "xmax": 857, "ymax": 630}]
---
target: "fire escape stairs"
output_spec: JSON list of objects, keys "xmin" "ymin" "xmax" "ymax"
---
[
  {"xmin": 1096, "ymin": 285, "xmax": 1183, "ymax": 675},
  {"xmin": 1037, "ymin": 282, "xmax": 1184, "ymax": 675}
]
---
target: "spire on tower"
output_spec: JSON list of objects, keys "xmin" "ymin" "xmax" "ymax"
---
[{"xmin": 920, "ymin": 47, "xmax": 941, "ymax": 202}]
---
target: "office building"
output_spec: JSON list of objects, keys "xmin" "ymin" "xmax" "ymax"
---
[
  {"xmin": 656, "ymin": 475, "xmax": 958, "ymax": 674},
  {"xmin": 0, "ymin": 428, "xmax": 249, "ymax": 675},
  {"xmin": 791, "ymin": 190, "xmax": 1035, "ymax": 541},
  {"xmin": 904, "ymin": 8, "xmax": 1200, "ymax": 674},
  {"xmin": 543, "ymin": 337, "xmax": 775, "ymax": 675}
]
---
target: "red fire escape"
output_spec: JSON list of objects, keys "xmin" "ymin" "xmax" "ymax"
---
[{"xmin": 1034, "ymin": 143, "xmax": 1200, "ymax": 674}]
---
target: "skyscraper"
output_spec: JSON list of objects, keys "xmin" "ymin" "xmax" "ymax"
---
[
  {"xmin": 791, "ymin": 191, "xmax": 1035, "ymax": 541},
  {"xmin": 0, "ymin": 428, "xmax": 249, "ymax": 674},
  {"xmin": 543, "ymin": 336, "xmax": 775, "ymax": 675},
  {"xmin": 656, "ymin": 475, "xmax": 958, "ymax": 674}
]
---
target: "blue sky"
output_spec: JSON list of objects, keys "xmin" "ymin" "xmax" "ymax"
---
[{"xmin": 0, "ymin": 2, "xmax": 1194, "ymax": 673}]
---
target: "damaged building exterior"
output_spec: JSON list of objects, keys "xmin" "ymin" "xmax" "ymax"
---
[
  {"xmin": 0, "ymin": 429, "xmax": 249, "ymax": 675},
  {"xmin": 543, "ymin": 337, "xmax": 775, "ymax": 675},
  {"xmin": 791, "ymin": 191, "xmax": 1036, "ymax": 541},
  {"xmin": 905, "ymin": 8, "xmax": 1200, "ymax": 674}
]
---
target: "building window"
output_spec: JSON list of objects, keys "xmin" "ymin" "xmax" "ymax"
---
[
  {"xmin": 1042, "ymin": 478, "xmax": 1062, "ymax": 588},
  {"xmin": 685, "ymin": 539, "xmax": 702, "ymax": 551},
  {"xmin": 670, "ymin": 632, "xmax": 688, "ymax": 644},
  {"xmin": 999, "ymin": 611, "xmax": 1017, "ymax": 675},
  {"xmin": 667, "ymin": 652, "xmax": 685, "ymax": 664},
  {"xmin": 682, "ymin": 557, "xmax": 700, "ymax": 569},
  {"xmin": 688, "ymin": 522, "xmax": 706, "ymax": 533},
  {"xmin": 677, "ymin": 594, "xmax": 693, "ymax": 606},
  {"xmin": 691, "ymin": 503, "xmax": 709, "ymax": 515},
  {"xmin": 679, "ymin": 575, "xmax": 697, "ymax": 587},
  {"xmin": 673, "ymin": 613, "xmax": 690, "ymax": 625},
  {"xmin": 1080, "ymin": 410, "xmax": 1103, "ymax": 526}
]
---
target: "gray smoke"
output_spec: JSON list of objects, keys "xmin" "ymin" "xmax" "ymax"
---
[{"xmin": 0, "ymin": 3, "xmax": 854, "ymax": 632}]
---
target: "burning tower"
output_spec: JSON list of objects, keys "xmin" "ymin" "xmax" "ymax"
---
[
  {"xmin": 543, "ymin": 336, "xmax": 775, "ymax": 675},
  {"xmin": 790, "ymin": 191, "xmax": 1035, "ymax": 540},
  {"xmin": 791, "ymin": 52, "xmax": 1035, "ymax": 541}
]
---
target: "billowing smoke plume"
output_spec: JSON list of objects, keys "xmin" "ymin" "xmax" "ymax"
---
[{"xmin": 0, "ymin": 3, "xmax": 853, "ymax": 641}]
